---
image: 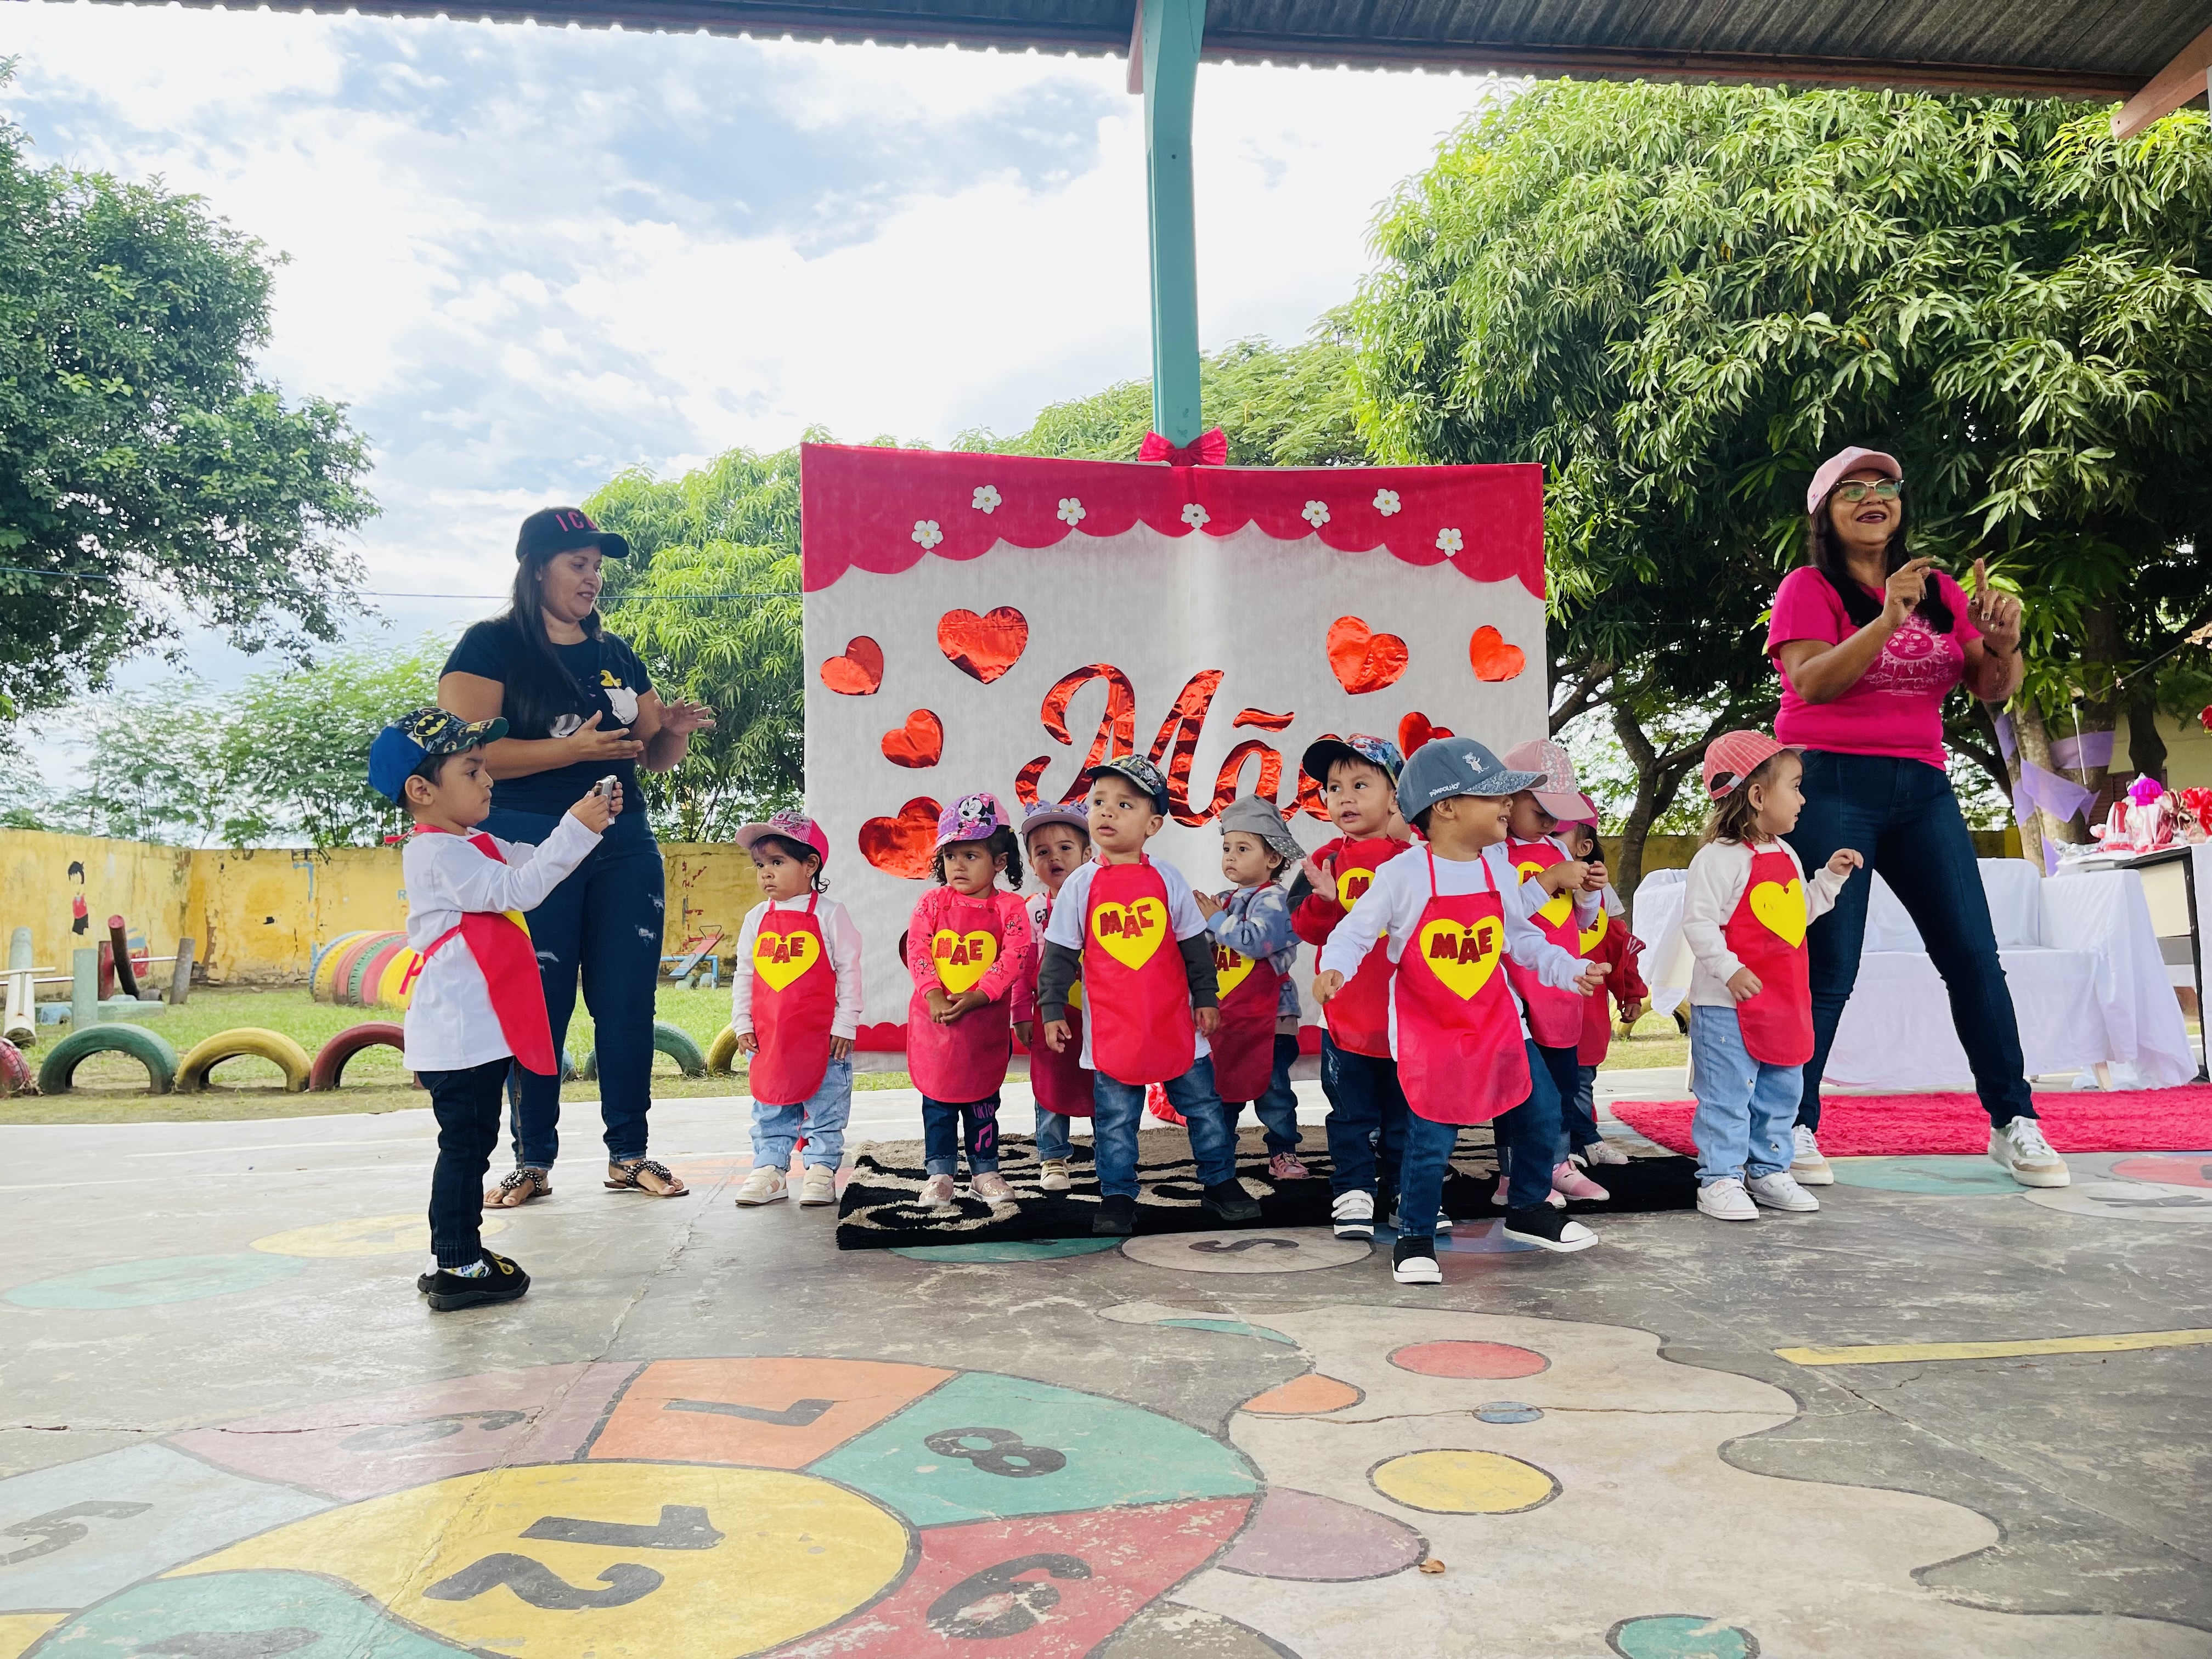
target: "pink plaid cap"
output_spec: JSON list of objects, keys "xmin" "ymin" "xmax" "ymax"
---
[
  {"xmin": 1807, "ymin": 447, "xmax": 1903, "ymax": 515},
  {"xmin": 734, "ymin": 809, "xmax": 829, "ymax": 865},
  {"xmin": 1500, "ymin": 739, "xmax": 1588, "ymax": 821},
  {"xmin": 936, "ymin": 791, "xmax": 1010, "ymax": 849},
  {"xmin": 1703, "ymin": 731, "xmax": 1791, "ymax": 799}
]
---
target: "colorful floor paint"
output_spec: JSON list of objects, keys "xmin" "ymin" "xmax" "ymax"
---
[
  {"xmin": 1777, "ymin": 1328, "xmax": 2212, "ymax": 1367},
  {"xmin": 250, "ymin": 1212, "xmax": 506, "ymax": 1259},
  {"xmin": 1828, "ymin": 1156, "xmax": 2028, "ymax": 1195},
  {"xmin": 3, "ymin": 1253, "xmax": 306, "ymax": 1310},
  {"xmin": 2111, "ymin": 1154, "xmax": 2212, "ymax": 1188},
  {"xmin": 1119, "ymin": 1229, "xmax": 1371, "ymax": 1273},
  {"xmin": 2025, "ymin": 1179, "xmax": 2212, "ymax": 1223}
]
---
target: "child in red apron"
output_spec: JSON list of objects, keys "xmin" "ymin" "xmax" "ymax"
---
[
  {"xmin": 1680, "ymin": 732, "xmax": 1861, "ymax": 1223},
  {"xmin": 729, "ymin": 812, "xmax": 861, "ymax": 1210},
  {"xmin": 1037, "ymin": 756, "xmax": 1263, "ymax": 1237},
  {"xmin": 1289, "ymin": 735, "xmax": 1413, "ymax": 1241},
  {"xmin": 1015, "ymin": 802, "xmax": 1094, "ymax": 1193},
  {"xmin": 906, "ymin": 794, "xmax": 1035, "ymax": 1207},
  {"xmin": 1196, "ymin": 796, "xmax": 1310, "ymax": 1181},
  {"xmin": 1314, "ymin": 736, "xmax": 1611, "ymax": 1284},
  {"xmin": 1562, "ymin": 819, "xmax": 1648, "ymax": 1169},
  {"xmin": 377, "ymin": 708, "xmax": 612, "ymax": 1312}
]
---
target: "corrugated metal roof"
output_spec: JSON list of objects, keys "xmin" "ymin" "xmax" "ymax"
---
[{"xmin": 96, "ymin": 0, "xmax": 2200, "ymax": 95}]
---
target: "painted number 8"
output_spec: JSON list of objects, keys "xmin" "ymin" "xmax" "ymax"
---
[{"xmin": 923, "ymin": 1426, "xmax": 1067, "ymax": 1479}]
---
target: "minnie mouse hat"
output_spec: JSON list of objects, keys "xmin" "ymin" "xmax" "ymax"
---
[
  {"xmin": 1702, "ymin": 731, "xmax": 1792, "ymax": 799},
  {"xmin": 936, "ymin": 792, "xmax": 1011, "ymax": 849},
  {"xmin": 735, "ymin": 809, "xmax": 829, "ymax": 865}
]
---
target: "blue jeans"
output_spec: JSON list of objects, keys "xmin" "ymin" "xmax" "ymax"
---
[
  {"xmin": 1572, "ymin": 1064, "xmax": 1600, "ymax": 1150},
  {"xmin": 923, "ymin": 1092, "xmax": 1001, "ymax": 1177},
  {"xmin": 1221, "ymin": 1034, "xmax": 1301, "ymax": 1154},
  {"xmin": 1786, "ymin": 751, "xmax": 2035, "ymax": 1130},
  {"xmin": 751, "ymin": 1057, "xmax": 851, "ymax": 1173},
  {"xmin": 1321, "ymin": 1036, "xmax": 1408, "ymax": 1206},
  {"xmin": 482, "ymin": 805, "xmax": 664, "ymax": 1167},
  {"xmin": 1689, "ymin": 1005, "xmax": 1799, "ymax": 1184},
  {"xmin": 421, "ymin": 1057, "xmax": 507, "ymax": 1269},
  {"xmin": 1092, "ymin": 1057, "xmax": 1237, "ymax": 1198},
  {"xmin": 1397, "ymin": 1039, "xmax": 1564, "ymax": 1237},
  {"xmin": 1531, "ymin": 1041, "xmax": 1581, "ymax": 1166},
  {"xmin": 1035, "ymin": 1109, "xmax": 1073, "ymax": 1161}
]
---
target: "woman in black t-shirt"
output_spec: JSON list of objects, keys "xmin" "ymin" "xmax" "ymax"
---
[{"xmin": 440, "ymin": 506, "xmax": 715, "ymax": 1205}]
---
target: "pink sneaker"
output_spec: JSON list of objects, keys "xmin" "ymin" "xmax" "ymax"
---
[
  {"xmin": 1267, "ymin": 1151, "xmax": 1310, "ymax": 1181},
  {"xmin": 1552, "ymin": 1160, "xmax": 1610, "ymax": 1201},
  {"xmin": 1494, "ymin": 1174, "xmax": 1565, "ymax": 1209}
]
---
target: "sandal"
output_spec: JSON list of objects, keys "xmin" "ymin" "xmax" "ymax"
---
[
  {"xmin": 605, "ymin": 1157, "xmax": 689, "ymax": 1198},
  {"xmin": 486, "ymin": 1167, "xmax": 551, "ymax": 1207}
]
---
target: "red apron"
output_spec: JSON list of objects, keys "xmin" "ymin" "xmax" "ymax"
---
[
  {"xmin": 1209, "ymin": 895, "xmax": 1287, "ymax": 1104},
  {"xmin": 1028, "ymin": 895, "xmax": 1095, "ymax": 1118},
  {"xmin": 748, "ymin": 896, "xmax": 834, "ymax": 1105},
  {"xmin": 1082, "ymin": 856, "xmax": 1195, "ymax": 1085},
  {"xmin": 403, "ymin": 829, "xmax": 557, "ymax": 1076},
  {"xmin": 907, "ymin": 892, "xmax": 1013, "ymax": 1102},
  {"xmin": 1392, "ymin": 849, "xmax": 1531, "ymax": 1125},
  {"xmin": 1505, "ymin": 836, "xmax": 1585, "ymax": 1049},
  {"xmin": 1723, "ymin": 845, "xmax": 1815, "ymax": 1065},
  {"xmin": 1319, "ymin": 837, "xmax": 1406, "ymax": 1058}
]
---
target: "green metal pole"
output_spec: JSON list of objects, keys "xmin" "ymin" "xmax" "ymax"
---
[{"xmin": 1140, "ymin": 0, "xmax": 1205, "ymax": 447}]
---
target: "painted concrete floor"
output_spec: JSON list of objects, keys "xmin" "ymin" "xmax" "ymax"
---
[{"xmin": 1, "ymin": 1076, "xmax": 2208, "ymax": 1658}]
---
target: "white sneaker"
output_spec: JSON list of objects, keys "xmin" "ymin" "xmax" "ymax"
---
[
  {"xmin": 1697, "ymin": 1177, "xmax": 1758, "ymax": 1221},
  {"xmin": 733, "ymin": 1167, "xmax": 787, "ymax": 1207},
  {"xmin": 1038, "ymin": 1159, "xmax": 1073, "ymax": 1193},
  {"xmin": 918, "ymin": 1173, "xmax": 957, "ymax": 1206},
  {"xmin": 798, "ymin": 1166, "xmax": 837, "ymax": 1207},
  {"xmin": 1579, "ymin": 1138, "xmax": 1632, "ymax": 1166},
  {"xmin": 1746, "ymin": 1171, "xmax": 1820, "ymax": 1212},
  {"xmin": 1990, "ymin": 1119, "xmax": 2070, "ymax": 1188},
  {"xmin": 1391, "ymin": 1239, "xmax": 1443, "ymax": 1283},
  {"xmin": 1331, "ymin": 1188, "xmax": 1375, "ymax": 1239},
  {"xmin": 1790, "ymin": 1125, "xmax": 1835, "ymax": 1186}
]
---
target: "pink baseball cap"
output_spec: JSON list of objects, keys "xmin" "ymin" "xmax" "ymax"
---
[
  {"xmin": 735, "ymin": 809, "xmax": 830, "ymax": 865},
  {"xmin": 1807, "ymin": 447, "xmax": 1903, "ymax": 515},
  {"xmin": 1501, "ymin": 739, "xmax": 1590, "ymax": 821},
  {"xmin": 935, "ymin": 791, "xmax": 1011, "ymax": 849},
  {"xmin": 1703, "ymin": 731, "xmax": 1792, "ymax": 799}
]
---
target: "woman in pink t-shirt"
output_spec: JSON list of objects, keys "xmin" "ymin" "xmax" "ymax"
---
[{"xmin": 1764, "ymin": 447, "xmax": 2068, "ymax": 1192}]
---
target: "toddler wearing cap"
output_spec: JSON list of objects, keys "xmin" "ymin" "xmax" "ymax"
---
[
  {"xmin": 1015, "ymin": 801, "xmax": 1095, "ymax": 1193},
  {"xmin": 729, "ymin": 811, "xmax": 862, "ymax": 1209},
  {"xmin": 1194, "ymin": 795, "xmax": 1310, "ymax": 1181}
]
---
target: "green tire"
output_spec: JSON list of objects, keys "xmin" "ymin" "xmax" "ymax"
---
[
  {"xmin": 37, "ymin": 1024, "xmax": 181, "ymax": 1095},
  {"xmin": 583, "ymin": 1020, "xmax": 708, "ymax": 1082}
]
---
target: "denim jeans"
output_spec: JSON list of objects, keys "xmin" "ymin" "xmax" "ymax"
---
[
  {"xmin": 1092, "ymin": 1057, "xmax": 1238, "ymax": 1198},
  {"xmin": 482, "ymin": 805, "xmax": 665, "ymax": 1167},
  {"xmin": 1531, "ymin": 1041, "xmax": 1581, "ymax": 1168},
  {"xmin": 1571, "ymin": 1064, "xmax": 1601, "ymax": 1151},
  {"xmin": 1396, "ymin": 1039, "xmax": 1564, "ymax": 1237},
  {"xmin": 1321, "ymin": 1036, "xmax": 1408, "ymax": 1206},
  {"xmin": 1689, "ymin": 1005, "xmax": 1799, "ymax": 1184},
  {"xmin": 1035, "ymin": 1109, "xmax": 1073, "ymax": 1162},
  {"xmin": 751, "ymin": 1057, "xmax": 852, "ymax": 1173},
  {"xmin": 1786, "ymin": 751, "xmax": 2035, "ymax": 1130},
  {"xmin": 1221, "ymin": 1034, "xmax": 1302, "ymax": 1154},
  {"xmin": 421, "ymin": 1057, "xmax": 509, "ymax": 1269},
  {"xmin": 922, "ymin": 1091, "xmax": 1001, "ymax": 1177}
]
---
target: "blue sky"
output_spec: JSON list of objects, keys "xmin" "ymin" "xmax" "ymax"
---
[{"xmin": 3, "ymin": 3, "xmax": 1503, "ymax": 727}]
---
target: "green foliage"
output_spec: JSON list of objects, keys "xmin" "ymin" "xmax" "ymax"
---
[{"xmin": 0, "ymin": 86, "xmax": 376, "ymax": 724}]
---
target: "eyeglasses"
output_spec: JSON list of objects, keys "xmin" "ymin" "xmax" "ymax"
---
[{"xmin": 1833, "ymin": 479, "xmax": 1901, "ymax": 504}]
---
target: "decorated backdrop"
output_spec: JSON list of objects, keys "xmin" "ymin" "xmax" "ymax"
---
[{"xmin": 799, "ymin": 443, "xmax": 1547, "ymax": 1048}]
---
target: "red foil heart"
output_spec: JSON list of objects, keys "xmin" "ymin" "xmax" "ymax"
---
[
  {"xmin": 937, "ymin": 607, "xmax": 1029, "ymax": 684},
  {"xmin": 1325, "ymin": 616, "xmax": 1409, "ymax": 696},
  {"xmin": 1468, "ymin": 625, "xmax": 1527, "ymax": 683},
  {"xmin": 881, "ymin": 709, "xmax": 944, "ymax": 769},
  {"xmin": 820, "ymin": 636, "xmax": 885, "ymax": 696},
  {"xmin": 1398, "ymin": 712, "xmax": 1456, "ymax": 757},
  {"xmin": 859, "ymin": 797, "xmax": 943, "ymax": 879}
]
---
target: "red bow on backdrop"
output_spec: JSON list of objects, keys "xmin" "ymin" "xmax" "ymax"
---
[{"xmin": 1137, "ymin": 427, "xmax": 1228, "ymax": 466}]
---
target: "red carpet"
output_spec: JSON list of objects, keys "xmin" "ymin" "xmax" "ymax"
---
[{"xmin": 1610, "ymin": 1086, "xmax": 2212, "ymax": 1158}]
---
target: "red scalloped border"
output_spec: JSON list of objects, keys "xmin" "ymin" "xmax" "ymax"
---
[{"xmin": 800, "ymin": 444, "xmax": 1544, "ymax": 596}]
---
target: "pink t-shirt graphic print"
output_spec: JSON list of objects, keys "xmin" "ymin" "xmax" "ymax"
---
[{"xmin": 1766, "ymin": 566, "xmax": 1980, "ymax": 770}]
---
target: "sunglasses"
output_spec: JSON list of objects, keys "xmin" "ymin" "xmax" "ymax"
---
[{"xmin": 1834, "ymin": 479, "xmax": 1901, "ymax": 504}]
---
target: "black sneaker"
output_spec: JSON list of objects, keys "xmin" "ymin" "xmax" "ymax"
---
[
  {"xmin": 1201, "ymin": 1180, "xmax": 1262, "ymax": 1224},
  {"xmin": 416, "ymin": 1272, "xmax": 436, "ymax": 1295},
  {"xmin": 1392, "ymin": 1237, "xmax": 1442, "ymax": 1284},
  {"xmin": 1502, "ymin": 1205, "xmax": 1598, "ymax": 1254},
  {"xmin": 426, "ymin": 1250, "xmax": 531, "ymax": 1312},
  {"xmin": 1092, "ymin": 1194, "xmax": 1137, "ymax": 1237}
]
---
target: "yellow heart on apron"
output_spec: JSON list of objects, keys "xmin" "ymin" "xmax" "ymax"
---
[
  {"xmin": 1068, "ymin": 980, "xmax": 1085, "ymax": 1012},
  {"xmin": 1335, "ymin": 866, "xmax": 1376, "ymax": 907},
  {"xmin": 1579, "ymin": 912, "xmax": 1609, "ymax": 955},
  {"xmin": 753, "ymin": 926, "xmax": 819, "ymax": 991},
  {"xmin": 1091, "ymin": 899, "xmax": 1167, "ymax": 970},
  {"xmin": 1748, "ymin": 879, "xmax": 1807, "ymax": 948},
  {"xmin": 1415, "ymin": 916, "xmax": 1506, "ymax": 1000},
  {"xmin": 931, "ymin": 929, "xmax": 999, "ymax": 994},
  {"xmin": 1516, "ymin": 861, "xmax": 1573, "ymax": 928},
  {"xmin": 1214, "ymin": 945, "xmax": 1255, "ymax": 999}
]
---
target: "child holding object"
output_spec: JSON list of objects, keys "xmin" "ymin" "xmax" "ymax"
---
[
  {"xmin": 1314, "ymin": 737, "xmax": 1610, "ymax": 1285},
  {"xmin": 1015, "ymin": 801, "xmax": 1094, "ymax": 1193},
  {"xmin": 728, "ymin": 812, "xmax": 861, "ymax": 1209},
  {"xmin": 1681, "ymin": 732, "xmax": 1861, "ymax": 1222},
  {"xmin": 375, "ymin": 707, "xmax": 613, "ymax": 1312},
  {"xmin": 1560, "ymin": 818, "xmax": 1647, "ymax": 1167},
  {"xmin": 906, "ymin": 793, "xmax": 1035, "ymax": 1206},
  {"xmin": 1194, "ymin": 796, "xmax": 1310, "ymax": 1181},
  {"xmin": 1037, "ymin": 756, "xmax": 1262, "ymax": 1237}
]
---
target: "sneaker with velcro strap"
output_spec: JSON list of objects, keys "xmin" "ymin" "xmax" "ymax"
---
[
  {"xmin": 1746, "ymin": 1171, "xmax": 1820, "ymax": 1212},
  {"xmin": 1331, "ymin": 1188, "xmax": 1375, "ymax": 1239}
]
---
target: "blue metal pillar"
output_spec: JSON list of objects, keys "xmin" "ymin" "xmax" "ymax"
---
[{"xmin": 1137, "ymin": 0, "xmax": 1205, "ymax": 445}]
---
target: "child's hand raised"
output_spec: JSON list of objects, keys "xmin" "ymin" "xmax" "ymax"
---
[
  {"xmin": 1300, "ymin": 854, "xmax": 1333, "ymax": 896},
  {"xmin": 1826, "ymin": 848, "xmax": 1865, "ymax": 880},
  {"xmin": 1193, "ymin": 890, "xmax": 1222, "ymax": 920},
  {"xmin": 1727, "ymin": 967, "xmax": 1763, "ymax": 1003},
  {"xmin": 1042, "ymin": 1019, "xmax": 1072, "ymax": 1053},
  {"xmin": 1572, "ymin": 961, "xmax": 1610, "ymax": 996},
  {"xmin": 567, "ymin": 784, "xmax": 617, "ymax": 833},
  {"xmin": 1312, "ymin": 969, "xmax": 1346, "ymax": 1005}
]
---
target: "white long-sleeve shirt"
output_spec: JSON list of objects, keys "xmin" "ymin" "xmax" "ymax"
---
[
  {"xmin": 401, "ymin": 813, "xmax": 601, "ymax": 1072},
  {"xmin": 1317, "ymin": 842, "xmax": 1588, "ymax": 1052},
  {"xmin": 1680, "ymin": 838, "xmax": 1847, "ymax": 1008},
  {"xmin": 730, "ymin": 896, "xmax": 864, "ymax": 1041},
  {"xmin": 1041, "ymin": 856, "xmax": 1211, "ymax": 1069}
]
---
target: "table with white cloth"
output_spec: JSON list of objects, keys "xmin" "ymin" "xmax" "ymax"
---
[
  {"xmin": 2054, "ymin": 841, "xmax": 2209, "ymax": 1082},
  {"xmin": 1632, "ymin": 856, "xmax": 2200, "ymax": 1091}
]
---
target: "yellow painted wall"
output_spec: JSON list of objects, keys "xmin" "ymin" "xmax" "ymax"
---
[
  {"xmin": 0, "ymin": 829, "xmax": 195, "ymax": 986},
  {"xmin": 660, "ymin": 844, "xmax": 766, "ymax": 961}
]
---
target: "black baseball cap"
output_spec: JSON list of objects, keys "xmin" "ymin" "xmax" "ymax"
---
[{"xmin": 517, "ymin": 507, "xmax": 630, "ymax": 563}]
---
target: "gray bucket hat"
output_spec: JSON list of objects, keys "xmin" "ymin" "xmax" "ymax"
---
[
  {"xmin": 1396, "ymin": 737, "xmax": 1543, "ymax": 822},
  {"xmin": 1216, "ymin": 795, "xmax": 1306, "ymax": 869}
]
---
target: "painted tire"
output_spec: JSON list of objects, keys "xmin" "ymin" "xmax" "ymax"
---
[
  {"xmin": 0, "ymin": 1037, "xmax": 35, "ymax": 1096},
  {"xmin": 36, "ymin": 1024, "xmax": 180, "ymax": 1096},
  {"xmin": 308, "ymin": 1022, "xmax": 407, "ymax": 1091},
  {"xmin": 373, "ymin": 946, "xmax": 426, "ymax": 1011},
  {"xmin": 347, "ymin": 939, "xmax": 408, "ymax": 1009},
  {"xmin": 177, "ymin": 1028, "xmax": 314, "ymax": 1094},
  {"xmin": 311, "ymin": 932, "xmax": 375, "ymax": 1000},
  {"xmin": 583, "ymin": 1020, "xmax": 708, "ymax": 1083},
  {"xmin": 706, "ymin": 1024, "xmax": 741, "ymax": 1075},
  {"xmin": 325, "ymin": 934, "xmax": 391, "ymax": 1009}
]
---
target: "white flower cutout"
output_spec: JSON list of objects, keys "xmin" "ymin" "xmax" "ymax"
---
[
  {"xmin": 1181, "ymin": 503, "xmax": 1210, "ymax": 529},
  {"xmin": 912, "ymin": 519, "xmax": 943, "ymax": 549},
  {"xmin": 1057, "ymin": 496, "xmax": 1086, "ymax": 526},
  {"xmin": 1374, "ymin": 488, "xmax": 1402, "ymax": 516},
  {"xmin": 1435, "ymin": 527, "xmax": 1464, "ymax": 555},
  {"xmin": 971, "ymin": 484, "xmax": 1001, "ymax": 515},
  {"xmin": 1302, "ymin": 500, "xmax": 1330, "ymax": 527}
]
